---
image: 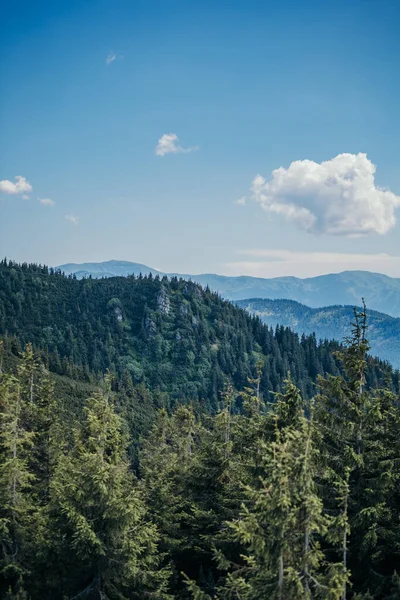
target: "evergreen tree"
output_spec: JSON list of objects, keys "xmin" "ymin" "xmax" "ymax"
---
[
  {"xmin": 0, "ymin": 368, "xmax": 35, "ymax": 597},
  {"xmin": 314, "ymin": 302, "xmax": 400, "ymax": 599},
  {"xmin": 180, "ymin": 386, "xmax": 246, "ymax": 595},
  {"xmin": 140, "ymin": 406, "xmax": 202, "ymax": 596},
  {"xmin": 185, "ymin": 380, "xmax": 347, "ymax": 600},
  {"xmin": 47, "ymin": 374, "xmax": 171, "ymax": 599},
  {"xmin": 1, "ymin": 290, "xmax": 400, "ymax": 599},
  {"xmin": 350, "ymin": 387, "xmax": 400, "ymax": 596},
  {"xmin": 17, "ymin": 344, "xmax": 58, "ymax": 503}
]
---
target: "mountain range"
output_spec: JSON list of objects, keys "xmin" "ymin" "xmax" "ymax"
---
[
  {"xmin": 58, "ymin": 260, "xmax": 400, "ymax": 317},
  {"xmin": 236, "ymin": 298, "xmax": 400, "ymax": 370}
]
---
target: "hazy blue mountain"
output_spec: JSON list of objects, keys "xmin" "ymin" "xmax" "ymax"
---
[
  {"xmin": 58, "ymin": 260, "xmax": 162, "ymax": 279},
  {"xmin": 57, "ymin": 260, "xmax": 400, "ymax": 317},
  {"xmin": 236, "ymin": 298, "xmax": 400, "ymax": 369}
]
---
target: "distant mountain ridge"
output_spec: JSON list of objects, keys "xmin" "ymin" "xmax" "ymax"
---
[
  {"xmin": 57, "ymin": 260, "xmax": 400, "ymax": 317},
  {"xmin": 236, "ymin": 298, "xmax": 400, "ymax": 369},
  {"xmin": 58, "ymin": 260, "xmax": 159, "ymax": 279}
]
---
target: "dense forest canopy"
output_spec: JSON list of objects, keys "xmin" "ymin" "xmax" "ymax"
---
[
  {"xmin": 0, "ymin": 303, "xmax": 400, "ymax": 599},
  {"xmin": 1, "ymin": 261, "xmax": 400, "ymax": 599},
  {"xmin": 0, "ymin": 260, "xmax": 398, "ymax": 414}
]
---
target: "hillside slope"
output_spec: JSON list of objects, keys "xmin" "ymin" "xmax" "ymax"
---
[
  {"xmin": 57, "ymin": 260, "xmax": 400, "ymax": 317},
  {"xmin": 237, "ymin": 298, "xmax": 400, "ymax": 369},
  {"xmin": 1, "ymin": 261, "xmax": 398, "ymax": 408}
]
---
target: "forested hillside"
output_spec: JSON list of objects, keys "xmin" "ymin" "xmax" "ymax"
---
[
  {"xmin": 3, "ymin": 260, "xmax": 398, "ymax": 413},
  {"xmin": 237, "ymin": 298, "xmax": 400, "ymax": 369},
  {"xmin": 58, "ymin": 260, "xmax": 400, "ymax": 317},
  {"xmin": 1, "ymin": 306, "xmax": 400, "ymax": 599}
]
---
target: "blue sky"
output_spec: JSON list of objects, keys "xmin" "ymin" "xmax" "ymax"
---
[{"xmin": 1, "ymin": 0, "xmax": 400, "ymax": 277}]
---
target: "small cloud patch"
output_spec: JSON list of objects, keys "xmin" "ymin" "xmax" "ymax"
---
[
  {"xmin": 106, "ymin": 52, "xmax": 123, "ymax": 65},
  {"xmin": 65, "ymin": 214, "xmax": 79, "ymax": 225},
  {"xmin": 155, "ymin": 133, "xmax": 198, "ymax": 157},
  {"xmin": 39, "ymin": 198, "xmax": 55, "ymax": 207},
  {"xmin": 0, "ymin": 176, "xmax": 32, "ymax": 196},
  {"xmin": 106, "ymin": 52, "xmax": 117, "ymax": 65}
]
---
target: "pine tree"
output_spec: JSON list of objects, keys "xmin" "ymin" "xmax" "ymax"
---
[
  {"xmin": 218, "ymin": 421, "xmax": 345, "ymax": 597},
  {"xmin": 181, "ymin": 386, "xmax": 246, "ymax": 595},
  {"xmin": 350, "ymin": 386, "xmax": 400, "ymax": 596},
  {"xmin": 141, "ymin": 406, "xmax": 203, "ymax": 596},
  {"xmin": 47, "ymin": 374, "xmax": 171, "ymax": 599},
  {"xmin": 17, "ymin": 344, "xmax": 58, "ymax": 504},
  {"xmin": 0, "ymin": 370, "xmax": 35, "ymax": 597},
  {"xmin": 314, "ymin": 302, "xmax": 398, "ymax": 599},
  {"xmin": 185, "ymin": 379, "xmax": 347, "ymax": 600}
]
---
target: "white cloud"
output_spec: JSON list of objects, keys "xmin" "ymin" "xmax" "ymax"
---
[
  {"xmin": 251, "ymin": 153, "xmax": 400, "ymax": 236},
  {"xmin": 65, "ymin": 214, "xmax": 79, "ymax": 225},
  {"xmin": 234, "ymin": 196, "xmax": 247, "ymax": 206},
  {"xmin": 0, "ymin": 176, "xmax": 32, "ymax": 196},
  {"xmin": 155, "ymin": 133, "xmax": 198, "ymax": 157},
  {"xmin": 223, "ymin": 249, "xmax": 400, "ymax": 278},
  {"xmin": 39, "ymin": 198, "xmax": 55, "ymax": 206},
  {"xmin": 106, "ymin": 52, "xmax": 117, "ymax": 65}
]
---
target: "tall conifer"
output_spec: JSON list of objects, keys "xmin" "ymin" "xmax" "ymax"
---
[{"xmin": 48, "ymin": 375, "xmax": 171, "ymax": 599}]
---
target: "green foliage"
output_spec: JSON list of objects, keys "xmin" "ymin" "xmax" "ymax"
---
[
  {"xmin": 237, "ymin": 297, "xmax": 400, "ymax": 370},
  {"xmin": 204, "ymin": 382, "xmax": 347, "ymax": 600},
  {"xmin": 0, "ymin": 370, "xmax": 35, "ymax": 597},
  {"xmin": 47, "ymin": 376, "xmax": 171, "ymax": 599},
  {"xmin": 0, "ymin": 264, "xmax": 400, "ymax": 599},
  {"xmin": 3, "ymin": 260, "xmax": 397, "ymax": 416}
]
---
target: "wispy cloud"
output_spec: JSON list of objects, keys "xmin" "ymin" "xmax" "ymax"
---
[
  {"xmin": 39, "ymin": 198, "xmax": 55, "ymax": 207},
  {"xmin": 234, "ymin": 196, "xmax": 247, "ymax": 206},
  {"xmin": 155, "ymin": 133, "xmax": 198, "ymax": 157},
  {"xmin": 223, "ymin": 249, "xmax": 400, "ymax": 279},
  {"xmin": 65, "ymin": 214, "xmax": 79, "ymax": 225},
  {"xmin": 251, "ymin": 153, "xmax": 400, "ymax": 237},
  {"xmin": 0, "ymin": 176, "xmax": 32, "ymax": 196},
  {"xmin": 106, "ymin": 52, "xmax": 116, "ymax": 65},
  {"xmin": 106, "ymin": 51, "xmax": 122, "ymax": 65}
]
